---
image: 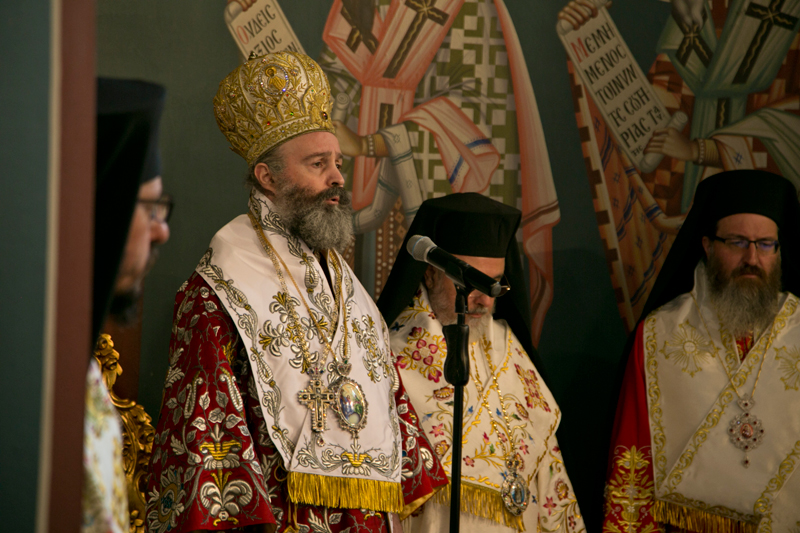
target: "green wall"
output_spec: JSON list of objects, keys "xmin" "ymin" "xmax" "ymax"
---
[
  {"xmin": 97, "ymin": 1, "xmax": 671, "ymax": 527},
  {"xmin": 0, "ymin": 1, "xmax": 52, "ymax": 528}
]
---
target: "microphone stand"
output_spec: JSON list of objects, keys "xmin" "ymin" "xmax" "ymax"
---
[{"xmin": 441, "ymin": 286, "xmax": 470, "ymax": 533}]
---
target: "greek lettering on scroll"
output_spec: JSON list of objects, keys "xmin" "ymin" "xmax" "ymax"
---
[
  {"xmin": 224, "ymin": 0, "xmax": 305, "ymax": 60},
  {"xmin": 557, "ymin": 0, "xmax": 686, "ymax": 173}
]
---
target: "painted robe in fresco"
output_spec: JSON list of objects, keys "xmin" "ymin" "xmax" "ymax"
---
[
  {"xmin": 83, "ymin": 359, "xmax": 128, "ymax": 533},
  {"xmin": 391, "ymin": 287, "xmax": 584, "ymax": 533},
  {"xmin": 319, "ymin": 0, "xmax": 558, "ymax": 344},
  {"xmin": 603, "ymin": 265, "xmax": 800, "ymax": 533},
  {"xmin": 145, "ymin": 193, "xmax": 447, "ymax": 533},
  {"xmin": 568, "ymin": 0, "xmax": 800, "ymax": 330}
]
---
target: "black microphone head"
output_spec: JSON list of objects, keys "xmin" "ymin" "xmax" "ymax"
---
[{"xmin": 407, "ymin": 235, "xmax": 436, "ymax": 262}]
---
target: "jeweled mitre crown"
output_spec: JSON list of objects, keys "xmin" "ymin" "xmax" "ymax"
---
[{"xmin": 213, "ymin": 51, "xmax": 335, "ymax": 165}]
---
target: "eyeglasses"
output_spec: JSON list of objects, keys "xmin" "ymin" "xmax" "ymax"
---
[
  {"xmin": 712, "ymin": 235, "xmax": 779, "ymax": 255},
  {"xmin": 138, "ymin": 195, "xmax": 174, "ymax": 223}
]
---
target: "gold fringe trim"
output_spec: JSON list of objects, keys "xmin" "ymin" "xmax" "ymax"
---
[
  {"xmin": 432, "ymin": 481, "xmax": 525, "ymax": 532},
  {"xmin": 287, "ymin": 472, "xmax": 404, "ymax": 513},
  {"xmin": 652, "ymin": 499, "xmax": 758, "ymax": 533}
]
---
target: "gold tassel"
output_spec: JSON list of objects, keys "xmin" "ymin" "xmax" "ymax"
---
[
  {"xmin": 287, "ymin": 472, "xmax": 404, "ymax": 513},
  {"xmin": 652, "ymin": 499, "xmax": 759, "ymax": 533},
  {"xmin": 432, "ymin": 481, "xmax": 525, "ymax": 531}
]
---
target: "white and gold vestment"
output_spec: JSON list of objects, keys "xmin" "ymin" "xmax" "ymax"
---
[
  {"xmin": 643, "ymin": 264, "xmax": 800, "ymax": 531},
  {"xmin": 392, "ymin": 287, "xmax": 584, "ymax": 532}
]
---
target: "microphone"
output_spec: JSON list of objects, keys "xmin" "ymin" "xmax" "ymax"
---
[{"xmin": 407, "ymin": 235, "xmax": 503, "ymax": 298}]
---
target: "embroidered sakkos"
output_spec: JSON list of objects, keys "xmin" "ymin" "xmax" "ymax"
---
[
  {"xmin": 392, "ymin": 287, "xmax": 584, "ymax": 532},
  {"xmin": 195, "ymin": 190, "xmax": 402, "ymax": 511},
  {"xmin": 145, "ymin": 191, "xmax": 447, "ymax": 532},
  {"xmin": 603, "ymin": 264, "xmax": 800, "ymax": 533}
]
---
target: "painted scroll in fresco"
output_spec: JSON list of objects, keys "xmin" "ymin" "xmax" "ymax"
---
[
  {"xmin": 558, "ymin": 2, "xmax": 686, "ymax": 173},
  {"xmin": 224, "ymin": 0, "xmax": 305, "ymax": 60}
]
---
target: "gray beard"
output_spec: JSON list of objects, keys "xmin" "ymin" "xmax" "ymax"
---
[
  {"xmin": 427, "ymin": 274, "xmax": 494, "ymax": 342},
  {"xmin": 272, "ymin": 184, "xmax": 354, "ymax": 254},
  {"xmin": 706, "ymin": 252, "xmax": 782, "ymax": 338}
]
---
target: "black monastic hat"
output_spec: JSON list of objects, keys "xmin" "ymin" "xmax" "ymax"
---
[
  {"xmin": 637, "ymin": 169, "xmax": 800, "ymax": 323},
  {"xmin": 377, "ymin": 193, "xmax": 548, "ymax": 379},
  {"xmin": 609, "ymin": 170, "xmax": 800, "ymax": 434},
  {"xmin": 93, "ymin": 78, "xmax": 166, "ymax": 343}
]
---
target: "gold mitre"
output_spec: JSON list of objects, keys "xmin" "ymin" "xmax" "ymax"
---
[{"xmin": 213, "ymin": 51, "xmax": 335, "ymax": 165}]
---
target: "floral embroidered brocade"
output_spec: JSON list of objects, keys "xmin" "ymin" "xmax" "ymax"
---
[{"xmin": 146, "ymin": 273, "xmax": 446, "ymax": 533}]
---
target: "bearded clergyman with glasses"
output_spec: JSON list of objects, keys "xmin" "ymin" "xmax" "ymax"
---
[{"xmin": 604, "ymin": 170, "xmax": 800, "ymax": 533}]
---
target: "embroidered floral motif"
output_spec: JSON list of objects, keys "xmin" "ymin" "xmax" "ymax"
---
[
  {"xmin": 352, "ymin": 315, "xmax": 388, "ymax": 382},
  {"xmin": 146, "ymin": 466, "xmax": 187, "ymax": 533},
  {"xmin": 775, "ymin": 346, "xmax": 800, "ymax": 390},
  {"xmin": 660, "ymin": 321, "xmax": 714, "ymax": 377},
  {"xmin": 514, "ymin": 364, "xmax": 551, "ymax": 412},
  {"xmin": 433, "ymin": 385, "xmax": 454, "ymax": 401},
  {"xmin": 604, "ymin": 446, "xmax": 657, "ymax": 533},
  {"xmin": 147, "ymin": 273, "xmax": 447, "ymax": 532},
  {"xmin": 434, "ymin": 440, "xmax": 451, "ymax": 458},
  {"xmin": 555, "ymin": 479, "xmax": 569, "ymax": 500},
  {"xmin": 396, "ymin": 327, "xmax": 445, "ymax": 383}
]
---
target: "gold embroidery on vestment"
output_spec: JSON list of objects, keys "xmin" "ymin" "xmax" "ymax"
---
[
  {"xmin": 432, "ymin": 480, "xmax": 525, "ymax": 531},
  {"xmin": 774, "ymin": 347, "xmax": 800, "ymax": 391},
  {"xmin": 754, "ymin": 439, "xmax": 800, "ymax": 516},
  {"xmin": 660, "ymin": 321, "xmax": 714, "ymax": 377},
  {"xmin": 663, "ymin": 301, "xmax": 795, "ymax": 493},
  {"xmin": 604, "ymin": 446, "xmax": 656, "ymax": 533}
]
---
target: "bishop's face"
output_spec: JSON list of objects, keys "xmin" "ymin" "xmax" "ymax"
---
[
  {"xmin": 253, "ymin": 132, "xmax": 353, "ymax": 253},
  {"xmin": 702, "ymin": 213, "xmax": 780, "ymax": 284},
  {"xmin": 702, "ymin": 213, "xmax": 782, "ymax": 337},
  {"xmin": 424, "ymin": 255, "xmax": 506, "ymax": 326}
]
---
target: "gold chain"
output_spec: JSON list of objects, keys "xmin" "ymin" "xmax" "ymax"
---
[
  {"xmin": 690, "ymin": 294, "xmax": 774, "ymax": 403},
  {"xmin": 248, "ymin": 212, "xmax": 346, "ymax": 372},
  {"xmin": 468, "ymin": 327, "xmax": 518, "ymax": 461}
]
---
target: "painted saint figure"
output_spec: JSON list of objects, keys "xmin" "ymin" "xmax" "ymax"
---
[
  {"xmin": 320, "ymin": 0, "xmax": 559, "ymax": 345},
  {"xmin": 559, "ymin": 0, "xmax": 800, "ymax": 330}
]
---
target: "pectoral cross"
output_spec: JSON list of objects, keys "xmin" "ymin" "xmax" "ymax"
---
[
  {"xmin": 734, "ymin": 0, "xmax": 799, "ymax": 83},
  {"xmin": 675, "ymin": 10, "xmax": 713, "ymax": 67},
  {"xmin": 383, "ymin": 0, "xmax": 449, "ymax": 78},
  {"xmin": 297, "ymin": 366, "xmax": 335, "ymax": 433}
]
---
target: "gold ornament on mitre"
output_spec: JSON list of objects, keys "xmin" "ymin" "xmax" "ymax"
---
[{"xmin": 213, "ymin": 50, "xmax": 335, "ymax": 165}]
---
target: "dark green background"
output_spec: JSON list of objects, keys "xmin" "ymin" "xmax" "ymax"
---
[
  {"xmin": 1, "ymin": 1, "xmax": 52, "ymax": 528},
  {"xmin": 96, "ymin": 0, "xmax": 672, "ymax": 528}
]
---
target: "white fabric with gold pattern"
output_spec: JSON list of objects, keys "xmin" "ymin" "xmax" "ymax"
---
[
  {"xmin": 195, "ymin": 189, "xmax": 402, "ymax": 503},
  {"xmin": 645, "ymin": 263, "xmax": 800, "ymax": 530},
  {"xmin": 392, "ymin": 286, "xmax": 583, "ymax": 532}
]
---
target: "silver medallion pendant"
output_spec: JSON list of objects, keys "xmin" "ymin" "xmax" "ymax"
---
[
  {"xmin": 331, "ymin": 377, "xmax": 369, "ymax": 435},
  {"xmin": 727, "ymin": 394, "xmax": 765, "ymax": 467},
  {"xmin": 500, "ymin": 457, "xmax": 529, "ymax": 516}
]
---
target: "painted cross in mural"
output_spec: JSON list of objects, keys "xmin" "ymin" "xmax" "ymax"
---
[
  {"xmin": 320, "ymin": 0, "xmax": 559, "ymax": 345},
  {"xmin": 559, "ymin": 0, "xmax": 800, "ymax": 331}
]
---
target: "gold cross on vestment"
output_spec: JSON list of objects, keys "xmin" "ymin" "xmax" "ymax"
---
[
  {"xmin": 297, "ymin": 366, "xmax": 336, "ymax": 433},
  {"xmin": 734, "ymin": 0, "xmax": 799, "ymax": 83}
]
